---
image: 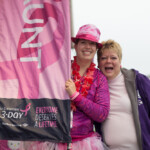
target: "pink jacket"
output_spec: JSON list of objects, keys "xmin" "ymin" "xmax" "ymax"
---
[{"xmin": 71, "ymin": 69, "xmax": 110, "ymax": 140}]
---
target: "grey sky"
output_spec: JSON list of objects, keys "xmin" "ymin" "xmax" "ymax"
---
[{"xmin": 71, "ymin": 0, "xmax": 150, "ymax": 75}]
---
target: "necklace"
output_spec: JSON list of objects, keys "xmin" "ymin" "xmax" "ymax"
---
[{"xmin": 71, "ymin": 56, "xmax": 96, "ymax": 97}]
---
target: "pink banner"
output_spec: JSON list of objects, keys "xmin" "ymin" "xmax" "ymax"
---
[{"xmin": 0, "ymin": 0, "xmax": 71, "ymax": 100}]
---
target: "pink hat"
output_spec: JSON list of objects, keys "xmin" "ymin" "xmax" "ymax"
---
[{"xmin": 71, "ymin": 24, "xmax": 102, "ymax": 48}]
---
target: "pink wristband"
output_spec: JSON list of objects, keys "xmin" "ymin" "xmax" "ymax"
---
[
  {"xmin": 70, "ymin": 91, "xmax": 79, "ymax": 100},
  {"xmin": 70, "ymin": 91, "xmax": 78, "ymax": 98}
]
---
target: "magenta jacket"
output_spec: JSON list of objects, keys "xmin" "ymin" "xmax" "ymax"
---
[{"xmin": 71, "ymin": 69, "xmax": 110, "ymax": 140}]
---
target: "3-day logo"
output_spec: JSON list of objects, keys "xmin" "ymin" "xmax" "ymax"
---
[
  {"xmin": 0, "ymin": 103, "xmax": 31, "ymax": 127},
  {"xmin": 20, "ymin": 103, "xmax": 31, "ymax": 116}
]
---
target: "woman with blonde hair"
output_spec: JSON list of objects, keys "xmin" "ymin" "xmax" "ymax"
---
[{"xmin": 96, "ymin": 39, "xmax": 150, "ymax": 150}]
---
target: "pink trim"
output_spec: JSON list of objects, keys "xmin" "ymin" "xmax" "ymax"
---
[
  {"xmin": 72, "ymin": 132, "xmax": 95, "ymax": 142},
  {"xmin": 70, "ymin": 91, "xmax": 79, "ymax": 100},
  {"xmin": 70, "ymin": 91, "xmax": 77, "ymax": 98}
]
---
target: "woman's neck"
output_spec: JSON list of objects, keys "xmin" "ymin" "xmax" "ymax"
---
[{"xmin": 76, "ymin": 57, "xmax": 92, "ymax": 76}]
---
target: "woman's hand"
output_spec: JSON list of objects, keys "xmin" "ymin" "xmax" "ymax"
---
[{"xmin": 65, "ymin": 79, "xmax": 76, "ymax": 97}]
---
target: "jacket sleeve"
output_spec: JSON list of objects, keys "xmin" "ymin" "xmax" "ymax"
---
[
  {"xmin": 73, "ymin": 72, "xmax": 110, "ymax": 123},
  {"xmin": 136, "ymin": 73, "xmax": 150, "ymax": 118}
]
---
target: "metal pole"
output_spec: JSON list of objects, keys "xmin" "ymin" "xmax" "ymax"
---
[{"xmin": 70, "ymin": 0, "xmax": 74, "ymax": 49}]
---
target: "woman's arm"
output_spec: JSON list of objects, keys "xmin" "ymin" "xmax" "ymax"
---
[{"xmin": 73, "ymin": 71, "xmax": 110, "ymax": 122}]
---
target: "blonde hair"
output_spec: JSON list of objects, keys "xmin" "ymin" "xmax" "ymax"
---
[{"xmin": 97, "ymin": 39, "xmax": 122, "ymax": 62}]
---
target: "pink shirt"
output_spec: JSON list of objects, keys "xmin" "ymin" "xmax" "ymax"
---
[{"xmin": 71, "ymin": 69, "xmax": 110, "ymax": 141}]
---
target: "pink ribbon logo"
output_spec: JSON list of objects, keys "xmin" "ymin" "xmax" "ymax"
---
[{"xmin": 20, "ymin": 103, "xmax": 31, "ymax": 116}]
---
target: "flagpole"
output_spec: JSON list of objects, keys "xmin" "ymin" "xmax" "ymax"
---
[{"xmin": 70, "ymin": 0, "xmax": 74, "ymax": 49}]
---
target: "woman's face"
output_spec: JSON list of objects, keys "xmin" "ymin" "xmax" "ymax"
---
[
  {"xmin": 98, "ymin": 48, "xmax": 121, "ymax": 80},
  {"xmin": 74, "ymin": 39, "xmax": 97, "ymax": 62}
]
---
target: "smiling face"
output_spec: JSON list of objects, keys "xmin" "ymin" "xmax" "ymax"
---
[
  {"xmin": 98, "ymin": 48, "xmax": 121, "ymax": 80},
  {"xmin": 74, "ymin": 39, "xmax": 97, "ymax": 62}
]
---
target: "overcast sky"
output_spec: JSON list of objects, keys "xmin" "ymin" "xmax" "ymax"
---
[{"xmin": 71, "ymin": 0, "xmax": 150, "ymax": 76}]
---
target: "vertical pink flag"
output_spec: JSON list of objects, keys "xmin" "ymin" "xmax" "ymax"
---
[{"xmin": 0, "ymin": 0, "xmax": 71, "ymax": 143}]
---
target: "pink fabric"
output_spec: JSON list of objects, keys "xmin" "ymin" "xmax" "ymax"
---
[
  {"xmin": 0, "ymin": 0, "xmax": 70, "ymax": 99},
  {"xmin": 71, "ymin": 69, "xmax": 110, "ymax": 139},
  {"xmin": 71, "ymin": 132, "xmax": 94, "ymax": 142},
  {"xmin": 57, "ymin": 133, "xmax": 104, "ymax": 150}
]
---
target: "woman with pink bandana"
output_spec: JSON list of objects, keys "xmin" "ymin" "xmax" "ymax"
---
[{"xmin": 57, "ymin": 24, "xmax": 110, "ymax": 150}]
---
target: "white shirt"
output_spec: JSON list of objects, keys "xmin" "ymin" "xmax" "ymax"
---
[{"xmin": 102, "ymin": 72, "xmax": 139, "ymax": 150}]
